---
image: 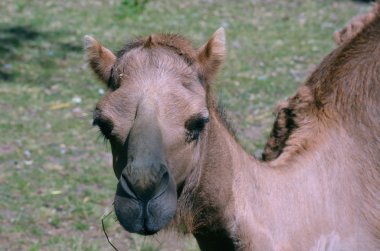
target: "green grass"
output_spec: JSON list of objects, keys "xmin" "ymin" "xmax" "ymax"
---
[{"xmin": 0, "ymin": 0, "xmax": 373, "ymax": 250}]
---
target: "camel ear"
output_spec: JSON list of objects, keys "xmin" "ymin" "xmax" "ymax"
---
[
  {"xmin": 197, "ymin": 27, "xmax": 226, "ymax": 83},
  {"xmin": 84, "ymin": 35, "xmax": 116, "ymax": 85}
]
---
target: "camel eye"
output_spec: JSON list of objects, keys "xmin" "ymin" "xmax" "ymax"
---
[
  {"xmin": 185, "ymin": 115, "xmax": 209, "ymax": 142},
  {"xmin": 93, "ymin": 118, "xmax": 113, "ymax": 139}
]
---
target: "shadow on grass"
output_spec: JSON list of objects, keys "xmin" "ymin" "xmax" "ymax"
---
[
  {"xmin": 0, "ymin": 25, "xmax": 82, "ymax": 83},
  {"xmin": 0, "ymin": 26, "xmax": 40, "ymax": 81}
]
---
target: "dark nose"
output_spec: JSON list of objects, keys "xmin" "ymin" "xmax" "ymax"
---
[{"xmin": 119, "ymin": 162, "xmax": 170, "ymax": 202}]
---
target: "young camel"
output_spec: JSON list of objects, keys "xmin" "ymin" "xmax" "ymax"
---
[{"xmin": 84, "ymin": 7, "xmax": 380, "ymax": 251}]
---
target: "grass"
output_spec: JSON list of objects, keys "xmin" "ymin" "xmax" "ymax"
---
[{"xmin": 0, "ymin": 0, "xmax": 373, "ymax": 250}]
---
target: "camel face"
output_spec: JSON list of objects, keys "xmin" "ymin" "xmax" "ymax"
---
[{"xmin": 85, "ymin": 30, "xmax": 225, "ymax": 235}]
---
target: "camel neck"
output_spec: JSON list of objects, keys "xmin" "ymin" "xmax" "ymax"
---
[
  {"xmin": 189, "ymin": 110, "xmax": 254, "ymax": 249},
  {"xmin": 205, "ymin": 109, "xmax": 253, "ymax": 165}
]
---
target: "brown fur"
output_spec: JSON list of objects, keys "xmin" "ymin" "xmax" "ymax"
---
[
  {"xmin": 262, "ymin": 99, "xmax": 297, "ymax": 161},
  {"xmin": 85, "ymin": 8, "xmax": 380, "ymax": 249}
]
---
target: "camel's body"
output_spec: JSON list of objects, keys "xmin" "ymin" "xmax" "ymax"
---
[
  {"xmin": 85, "ymin": 4, "xmax": 380, "ymax": 251},
  {"xmin": 182, "ymin": 102, "xmax": 379, "ymax": 250},
  {"xmin": 231, "ymin": 130, "xmax": 376, "ymax": 250}
]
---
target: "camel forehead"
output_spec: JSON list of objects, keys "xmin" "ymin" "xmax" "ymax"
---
[
  {"xmin": 98, "ymin": 47, "xmax": 206, "ymax": 121},
  {"xmin": 116, "ymin": 33, "xmax": 197, "ymax": 65},
  {"xmin": 115, "ymin": 47, "xmax": 198, "ymax": 90}
]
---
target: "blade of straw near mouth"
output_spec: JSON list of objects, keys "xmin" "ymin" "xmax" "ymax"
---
[{"xmin": 101, "ymin": 209, "xmax": 119, "ymax": 251}]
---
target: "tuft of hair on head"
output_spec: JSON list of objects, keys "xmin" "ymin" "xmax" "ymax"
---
[
  {"xmin": 143, "ymin": 35, "xmax": 155, "ymax": 48},
  {"xmin": 84, "ymin": 35, "xmax": 116, "ymax": 86}
]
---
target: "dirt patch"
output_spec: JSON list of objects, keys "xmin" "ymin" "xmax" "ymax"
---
[{"xmin": 0, "ymin": 144, "xmax": 17, "ymax": 155}]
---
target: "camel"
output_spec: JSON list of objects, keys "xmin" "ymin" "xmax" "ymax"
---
[{"xmin": 84, "ymin": 4, "xmax": 380, "ymax": 250}]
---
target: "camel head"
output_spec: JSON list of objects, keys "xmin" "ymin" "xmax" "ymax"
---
[{"xmin": 84, "ymin": 28, "xmax": 225, "ymax": 235}]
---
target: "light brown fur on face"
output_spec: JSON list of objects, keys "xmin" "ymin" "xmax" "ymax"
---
[
  {"xmin": 86, "ymin": 29, "xmax": 226, "ymax": 185},
  {"xmin": 85, "ymin": 5, "xmax": 380, "ymax": 249},
  {"xmin": 86, "ymin": 29, "xmax": 234, "ymax": 240}
]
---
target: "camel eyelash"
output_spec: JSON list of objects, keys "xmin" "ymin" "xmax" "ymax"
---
[
  {"xmin": 96, "ymin": 131, "xmax": 109, "ymax": 145},
  {"xmin": 93, "ymin": 118, "xmax": 114, "ymax": 140},
  {"xmin": 185, "ymin": 116, "xmax": 209, "ymax": 142}
]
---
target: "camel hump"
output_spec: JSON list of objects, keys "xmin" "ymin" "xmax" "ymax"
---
[{"xmin": 334, "ymin": 2, "xmax": 380, "ymax": 45}]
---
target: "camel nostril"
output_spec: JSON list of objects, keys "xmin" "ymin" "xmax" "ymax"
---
[
  {"xmin": 161, "ymin": 170, "xmax": 169, "ymax": 186},
  {"xmin": 151, "ymin": 169, "xmax": 170, "ymax": 200},
  {"xmin": 159, "ymin": 164, "xmax": 169, "ymax": 182},
  {"xmin": 120, "ymin": 173, "xmax": 138, "ymax": 199},
  {"xmin": 119, "ymin": 162, "xmax": 171, "ymax": 201}
]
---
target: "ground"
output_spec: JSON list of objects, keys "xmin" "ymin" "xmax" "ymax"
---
[{"xmin": 0, "ymin": 0, "xmax": 372, "ymax": 250}]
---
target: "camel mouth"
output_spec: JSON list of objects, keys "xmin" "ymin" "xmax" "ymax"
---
[
  {"xmin": 114, "ymin": 177, "xmax": 177, "ymax": 235},
  {"xmin": 136, "ymin": 227, "xmax": 159, "ymax": 236}
]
